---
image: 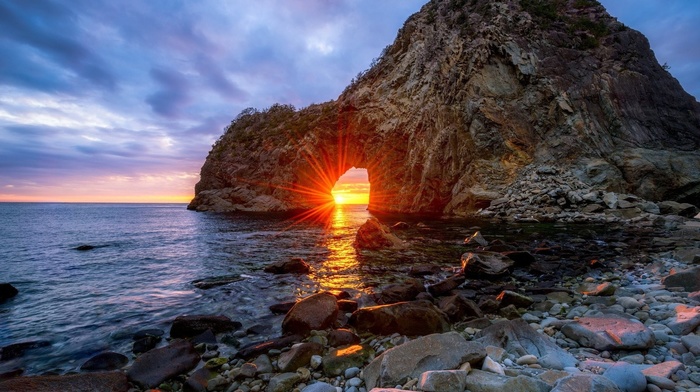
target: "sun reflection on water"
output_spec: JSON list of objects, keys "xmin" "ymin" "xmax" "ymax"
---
[{"xmin": 310, "ymin": 204, "xmax": 370, "ymax": 291}]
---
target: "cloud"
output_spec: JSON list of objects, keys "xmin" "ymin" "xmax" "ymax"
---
[{"xmin": 145, "ymin": 68, "xmax": 191, "ymax": 118}]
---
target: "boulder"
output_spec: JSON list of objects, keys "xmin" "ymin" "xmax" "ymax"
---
[
  {"xmin": 427, "ymin": 275, "xmax": 465, "ymax": 297},
  {"xmin": 475, "ymin": 319, "xmax": 577, "ymax": 370},
  {"xmin": 663, "ymin": 266, "xmax": 700, "ymax": 292},
  {"xmin": 282, "ymin": 293, "xmax": 338, "ymax": 336},
  {"xmin": 561, "ymin": 315, "xmax": 654, "ymax": 351},
  {"xmin": 349, "ymin": 300, "xmax": 450, "ymax": 336},
  {"xmin": 0, "ymin": 340, "xmax": 51, "ymax": 360},
  {"xmin": 170, "ymin": 315, "xmax": 241, "ymax": 338},
  {"xmin": 496, "ymin": 290, "xmax": 534, "ymax": 308},
  {"xmin": 550, "ymin": 374, "xmax": 621, "ymax": 392},
  {"xmin": 464, "ymin": 369, "xmax": 550, "ymax": 392},
  {"xmin": 465, "ymin": 231, "xmax": 489, "ymax": 247},
  {"xmin": 277, "ymin": 342, "xmax": 324, "ymax": 372},
  {"xmin": 659, "ymin": 201, "xmax": 698, "ymax": 217},
  {"xmin": 353, "ymin": 218, "xmax": 404, "ymax": 250},
  {"xmin": 418, "ymin": 370, "xmax": 468, "ymax": 392},
  {"xmin": 666, "ymin": 304, "xmax": 700, "ymax": 335},
  {"xmin": 461, "ymin": 252, "xmax": 514, "ymax": 278},
  {"xmin": 338, "ymin": 299, "xmax": 358, "ymax": 313},
  {"xmin": 363, "ymin": 332, "xmax": 485, "ymax": 389},
  {"xmin": 437, "ymin": 295, "xmax": 483, "ymax": 322},
  {"xmin": 328, "ymin": 329, "xmax": 361, "ymax": 347},
  {"xmin": 236, "ymin": 335, "xmax": 303, "ymax": 360},
  {"xmin": 0, "ymin": 283, "xmax": 18, "ymax": 301},
  {"xmin": 502, "ymin": 251, "xmax": 537, "ymax": 266},
  {"xmin": 602, "ymin": 362, "xmax": 646, "ymax": 392},
  {"xmin": 0, "ymin": 372, "xmax": 129, "ymax": 392},
  {"xmin": 322, "ymin": 344, "xmax": 374, "ymax": 376},
  {"xmin": 377, "ymin": 279, "xmax": 425, "ymax": 304},
  {"xmin": 577, "ymin": 282, "xmax": 617, "ymax": 296},
  {"xmin": 126, "ymin": 339, "xmax": 200, "ymax": 389},
  {"xmin": 80, "ymin": 352, "xmax": 128, "ymax": 371},
  {"xmin": 264, "ymin": 258, "xmax": 311, "ymax": 274}
]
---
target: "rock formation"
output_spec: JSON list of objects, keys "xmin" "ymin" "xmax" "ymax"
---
[{"xmin": 189, "ymin": 0, "xmax": 700, "ymax": 214}]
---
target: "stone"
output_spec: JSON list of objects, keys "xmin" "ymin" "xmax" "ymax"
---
[
  {"xmin": 132, "ymin": 329, "xmax": 163, "ymax": 354},
  {"xmin": 502, "ymin": 251, "xmax": 537, "ymax": 266},
  {"xmin": 461, "ymin": 252, "xmax": 514, "ymax": 278},
  {"xmin": 603, "ymin": 193, "xmax": 619, "ymax": 209},
  {"xmin": 170, "ymin": 315, "xmax": 241, "ymax": 338},
  {"xmin": 282, "ymin": 292, "xmax": 338, "ymax": 336},
  {"xmin": 475, "ymin": 319, "xmax": 577, "ymax": 370},
  {"xmin": 550, "ymin": 374, "xmax": 621, "ymax": 392},
  {"xmin": 666, "ymin": 304, "xmax": 700, "ymax": 335},
  {"xmin": 236, "ymin": 335, "xmax": 302, "ymax": 360},
  {"xmin": 465, "ymin": 231, "xmax": 489, "ymax": 247},
  {"xmin": 516, "ymin": 355, "xmax": 538, "ymax": 365},
  {"xmin": 349, "ymin": 300, "xmax": 450, "ymax": 336},
  {"xmin": 301, "ymin": 381, "xmax": 338, "ymax": 392},
  {"xmin": 659, "ymin": 201, "xmax": 698, "ymax": 217},
  {"xmin": 126, "ymin": 339, "xmax": 200, "ymax": 388},
  {"xmin": 363, "ymin": 332, "xmax": 485, "ymax": 390},
  {"xmin": 277, "ymin": 342, "xmax": 324, "ymax": 372},
  {"xmin": 377, "ymin": 279, "xmax": 425, "ymax": 304},
  {"xmin": 481, "ymin": 356, "xmax": 504, "ymax": 375},
  {"xmin": 353, "ymin": 218, "xmax": 404, "ymax": 250},
  {"xmin": 266, "ymin": 372, "xmax": 301, "ymax": 392},
  {"xmin": 561, "ymin": 315, "xmax": 654, "ymax": 351},
  {"xmin": 437, "ymin": 295, "xmax": 483, "ymax": 322},
  {"xmin": 602, "ymin": 362, "xmax": 646, "ymax": 392},
  {"xmin": 663, "ymin": 266, "xmax": 700, "ymax": 292},
  {"xmin": 269, "ymin": 301, "xmax": 297, "ymax": 314},
  {"xmin": 253, "ymin": 354, "xmax": 274, "ymax": 374},
  {"xmin": 427, "ymin": 275, "xmax": 465, "ymax": 296},
  {"xmin": 321, "ymin": 344, "xmax": 373, "ymax": 376},
  {"xmin": 189, "ymin": 0, "xmax": 700, "ymax": 216},
  {"xmin": 496, "ymin": 290, "xmax": 534, "ymax": 308},
  {"xmin": 645, "ymin": 375, "xmax": 676, "ymax": 390},
  {"xmin": 0, "ymin": 283, "xmax": 18, "ymax": 301},
  {"xmin": 191, "ymin": 274, "xmax": 243, "ymax": 289},
  {"xmin": 264, "ymin": 258, "xmax": 311, "ymax": 274},
  {"xmin": 185, "ymin": 367, "xmax": 214, "ymax": 392},
  {"xmin": 418, "ymin": 370, "xmax": 468, "ymax": 392},
  {"xmin": 0, "ymin": 372, "xmax": 129, "ymax": 392},
  {"xmin": 328, "ymin": 328, "xmax": 360, "ymax": 347},
  {"xmin": 681, "ymin": 335, "xmax": 700, "ymax": 354},
  {"xmin": 80, "ymin": 352, "xmax": 128, "ymax": 371},
  {"xmin": 0, "ymin": 340, "xmax": 51, "ymax": 360},
  {"xmin": 338, "ymin": 299, "xmax": 358, "ymax": 312},
  {"xmin": 464, "ymin": 369, "xmax": 550, "ymax": 392},
  {"xmin": 238, "ymin": 362, "xmax": 257, "ymax": 378},
  {"xmin": 577, "ymin": 282, "xmax": 617, "ymax": 296}
]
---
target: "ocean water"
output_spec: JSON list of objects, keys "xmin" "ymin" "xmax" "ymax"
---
[{"xmin": 0, "ymin": 203, "xmax": 472, "ymax": 375}]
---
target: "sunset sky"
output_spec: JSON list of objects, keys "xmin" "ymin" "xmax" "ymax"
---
[{"xmin": 1, "ymin": 0, "xmax": 699, "ymax": 203}]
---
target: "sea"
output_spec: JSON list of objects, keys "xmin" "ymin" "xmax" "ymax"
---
[{"xmin": 0, "ymin": 202, "xmax": 482, "ymax": 375}]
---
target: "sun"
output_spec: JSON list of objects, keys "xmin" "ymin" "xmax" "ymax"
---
[{"xmin": 333, "ymin": 194, "xmax": 347, "ymax": 204}]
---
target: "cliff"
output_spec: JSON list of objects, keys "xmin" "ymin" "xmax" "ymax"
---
[{"xmin": 189, "ymin": 0, "xmax": 700, "ymax": 214}]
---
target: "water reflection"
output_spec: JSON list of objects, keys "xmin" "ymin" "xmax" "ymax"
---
[{"xmin": 311, "ymin": 204, "xmax": 371, "ymax": 291}]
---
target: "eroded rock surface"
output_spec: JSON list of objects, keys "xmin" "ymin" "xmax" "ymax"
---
[{"xmin": 189, "ymin": 0, "xmax": 700, "ymax": 214}]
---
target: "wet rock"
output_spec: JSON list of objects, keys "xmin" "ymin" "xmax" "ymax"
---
[
  {"xmin": 461, "ymin": 252, "xmax": 514, "ymax": 278},
  {"xmin": 475, "ymin": 319, "xmax": 577, "ymax": 370},
  {"xmin": 266, "ymin": 372, "xmax": 301, "ymax": 392},
  {"xmin": 666, "ymin": 304, "xmax": 700, "ymax": 335},
  {"xmin": 0, "ymin": 283, "xmax": 18, "ymax": 302},
  {"xmin": 264, "ymin": 258, "xmax": 311, "ymax": 274},
  {"xmin": 464, "ymin": 369, "xmax": 550, "ymax": 392},
  {"xmin": 602, "ymin": 362, "xmax": 646, "ymax": 392},
  {"xmin": 465, "ymin": 231, "xmax": 489, "ymax": 247},
  {"xmin": 192, "ymin": 274, "xmax": 243, "ymax": 289},
  {"xmin": 80, "ymin": 352, "xmax": 128, "ymax": 371},
  {"xmin": 133, "ymin": 336, "xmax": 160, "ymax": 354},
  {"xmin": 322, "ymin": 344, "xmax": 374, "ymax": 376},
  {"xmin": 577, "ymin": 282, "xmax": 617, "ymax": 296},
  {"xmin": 170, "ymin": 315, "xmax": 241, "ymax": 338},
  {"xmin": 427, "ymin": 275, "xmax": 465, "ymax": 297},
  {"xmin": 185, "ymin": 367, "xmax": 214, "ymax": 392},
  {"xmin": 561, "ymin": 315, "xmax": 654, "ymax": 351},
  {"xmin": 662, "ymin": 266, "xmax": 700, "ymax": 291},
  {"xmin": 0, "ymin": 340, "xmax": 51, "ymax": 360},
  {"xmin": 418, "ymin": 370, "xmax": 468, "ymax": 392},
  {"xmin": 278, "ymin": 342, "xmax": 324, "ymax": 372},
  {"xmin": 191, "ymin": 329, "xmax": 217, "ymax": 345},
  {"xmin": 363, "ymin": 332, "xmax": 485, "ymax": 389},
  {"xmin": 438, "ymin": 295, "xmax": 483, "ymax": 322},
  {"xmin": 282, "ymin": 292, "xmax": 338, "ymax": 336},
  {"xmin": 74, "ymin": 245, "xmax": 95, "ymax": 251},
  {"xmin": 126, "ymin": 339, "xmax": 200, "ymax": 389},
  {"xmin": 408, "ymin": 265, "xmax": 442, "ymax": 277},
  {"xmin": 236, "ymin": 335, "xmax": 302, "ymax": 360},
  {"xmin": 349, "ymin": 300, "xmax": 450, "ymax": 336},
  {"xmin": 496, "ymin": 290, "xmax": 533, "ymax": 309},
  {"xmin": 0, "ymin": 372, "xmax": 129, "ymax": 392},
  {"xmin": 270, "ymin": 301, "xmax": 297, "ymax": 314},
  {"xmin": 550, "ymin": 374, "xmax": 620, "ymax": 392},
  {"xmin": 328, "ymin": 329, "xmax": 360, "ymax": 347},
  {"xmin": 377, "ymin": 279, "xmax": 425, "ymax": 304},
  {"xmin": 353, "ymin": 218, "xmax": 404, "ymax": 250}
]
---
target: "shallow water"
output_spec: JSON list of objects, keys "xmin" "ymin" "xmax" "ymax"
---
[{"xmin": 0, "ymin": 202, "xmax": 643, "ymax": 375}]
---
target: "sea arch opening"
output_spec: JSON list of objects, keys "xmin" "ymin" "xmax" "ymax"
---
[{"xmin": 330, "ymin": 167, "xmax": 370, "ymax": 206}]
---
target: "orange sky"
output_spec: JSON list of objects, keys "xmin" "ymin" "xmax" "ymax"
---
[{"xmin": 331, "ymin": 168, "xmax": 369, "ymax": 205}]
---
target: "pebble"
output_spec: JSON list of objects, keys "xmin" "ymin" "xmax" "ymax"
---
[{"xmin": 516, "ymin": 355, "xmax": 538, "ymax": 365}]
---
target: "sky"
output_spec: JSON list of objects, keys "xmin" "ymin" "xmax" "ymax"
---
[{"xmin": 0, "ymin": 0, "xmax": 698, "ymax": 203}]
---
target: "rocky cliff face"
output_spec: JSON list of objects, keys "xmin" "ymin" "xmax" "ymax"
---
[{"xmin": 189, "ymin": 0, "xmax": 700, "ymax": 214}]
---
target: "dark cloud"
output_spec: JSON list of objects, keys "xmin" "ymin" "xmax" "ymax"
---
[
  {"xmin": 146, "ymin": 67, "xmax": 191, "ymax": 117},
  {"xmin": 194, "ymin": 56, "xmax": 248, "ymax": 101}
]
